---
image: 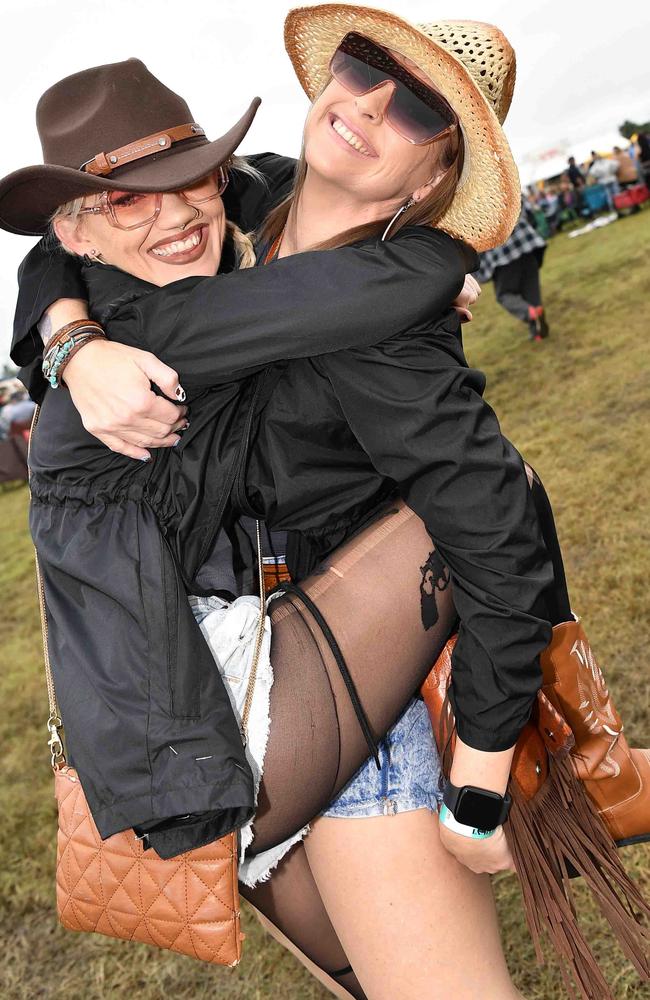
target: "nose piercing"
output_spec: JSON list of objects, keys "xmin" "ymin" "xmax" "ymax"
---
[{"xmin": 180, "ymin": 206, "xmax": 201, "ymax": 230}]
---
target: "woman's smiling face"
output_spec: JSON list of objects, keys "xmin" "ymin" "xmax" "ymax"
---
[
  {"xmin": 302, "ymin": 57, "xmax": 445, "ymax": 209},
  {"xmin": 55, "ymin": 175, "xmax": 227, "ymax": 286}
]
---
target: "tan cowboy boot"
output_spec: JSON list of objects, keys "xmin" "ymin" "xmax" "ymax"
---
[{"xmin": 540, "ymin": 618, "xmax": 650, "ymax": 845}]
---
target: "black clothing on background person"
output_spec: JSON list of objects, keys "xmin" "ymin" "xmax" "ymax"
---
[
  {"xmin": 492, "ymin": 250, "xmax": 544, "ymax": 323},
  {"xmin": 567, "ymin": 162, "xmax": 585, "ymax": 188},
  {"xmin": 15, "ymin": 154, "xmax": 554, "ymax": 852},
  {"xmin": 638, "ymin": 132, "xmax": 650, "ymax": 191},
  {"xmin": 477, "ymin": 198, "xmax": 549, "ymax": 341}
]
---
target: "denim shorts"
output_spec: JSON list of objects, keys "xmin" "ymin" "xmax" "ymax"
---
[{"xmin": 322, "ymin": 695, "xmax": 444, "ymax": 819}]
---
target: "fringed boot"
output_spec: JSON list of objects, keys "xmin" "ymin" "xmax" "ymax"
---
[
  {"xmin": 422, "ymin": 635, "xmax": 650, "ymax": 1000},
  {"xmin": 540, "ymin": 618, "xmax": 650, "ymax": 846}
]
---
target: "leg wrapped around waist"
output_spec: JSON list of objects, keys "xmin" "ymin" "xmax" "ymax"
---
[{"xmin": 250, "ymin": 500, "xmax": 456, "ymax": 854}]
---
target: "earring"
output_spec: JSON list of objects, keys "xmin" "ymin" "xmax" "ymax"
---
[
  {"xmin": 381, "ymin": 197, "xmax": 415, "ymax": 242},
  {"xmin": 82, "ymin": 249, "xmax": 108, "ymax": 266}
]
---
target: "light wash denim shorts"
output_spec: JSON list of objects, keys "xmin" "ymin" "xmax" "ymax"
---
[{"xmin": 322, "ymin": 695, "xmax": 444, "ymax": 819}]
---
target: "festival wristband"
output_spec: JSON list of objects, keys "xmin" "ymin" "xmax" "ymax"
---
[{"xmin": 438, "ymin": 803, "xmax": 496, "ymax": 840}]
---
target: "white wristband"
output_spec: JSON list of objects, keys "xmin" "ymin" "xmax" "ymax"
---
[{"xmin": 439, "ymin": 803, "xmax": 496, "ymax": 840}]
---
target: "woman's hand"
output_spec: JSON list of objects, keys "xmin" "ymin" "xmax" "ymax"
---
[
  {"xmin": 452, "ymin": 274, "xmax": 481, "ymax": 322},
  {"xmin": 439, "ymin": 734, "xmax": 516, "ymax": 874},
  {"xmin": 62, "ymin": 340, "xmax": 188, "ymax": 461},
  {"xmin": 438, "ymin": 822, "xmax": 515, "ymax": 874}
]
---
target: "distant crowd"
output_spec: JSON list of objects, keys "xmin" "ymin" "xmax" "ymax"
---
[
  {"xmin": 525, "ymin": 133, "xmax": 650, "ymax": 235},
  {"xmin": 0, "ymin": 381, "xmax": 35, "ymax": 440},
  {"xmin": 0, "ymin": 380, "xmax": 34, "ymax": 484},
  {"xmin": 476, "ymin": 132, "xmax": 649, "ymax": 344}
]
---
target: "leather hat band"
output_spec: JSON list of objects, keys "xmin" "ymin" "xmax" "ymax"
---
[{"xmin": 80, "ymin": 123, "xmax": 206, "ymax": 177}]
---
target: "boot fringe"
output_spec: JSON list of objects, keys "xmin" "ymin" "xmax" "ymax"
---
[{"xmin": 504, "ymin": 754, "xmax": 650, "ymax": 1000}]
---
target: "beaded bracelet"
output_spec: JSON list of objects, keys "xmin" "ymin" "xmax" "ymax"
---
[{"xmin": 42, "ymin": 320, "xmax": 106, "ymax": 389}]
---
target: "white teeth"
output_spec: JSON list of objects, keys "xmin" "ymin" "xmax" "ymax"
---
[
  {"xmin": 152, "ymin": 230, "xmax": 201, "ymax": 257},
  {"xmin": 332, "ymin": 118, "xmax": 371, "ymax": 155}
]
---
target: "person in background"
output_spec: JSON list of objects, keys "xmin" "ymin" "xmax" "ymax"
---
[
  {"xmin": 0, "ymin": 388, "xmax": 36, "ymax": 440},
  {"xmin": 476, "ymin": 195, "xmax": 549, "ymax": 343},
  {"xmin": 637, "ymin": 131, "xmax": 650, "ymax": 191},
  {"xmin": 567, "ymin": 155, "xmax": 585, "ymax": 189},
  {"xmin": 588, "ymin": 152, "xmax": 620, "ymax": 210},
  {"xmin": 613, "ymin": 145, "xmax": 639, "ymax": 189},
  {"xmin": 537, "ymin": 185, "xmax": 560, "ymax": 233}
]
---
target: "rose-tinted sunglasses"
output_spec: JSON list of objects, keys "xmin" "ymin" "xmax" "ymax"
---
[
  {"xmin": 78, "ymin": 166, "xmax": 228, "ymax": 231},
  {"xmin": 329, "ymin": 32, "xmax": 458, "ymax": 146}
]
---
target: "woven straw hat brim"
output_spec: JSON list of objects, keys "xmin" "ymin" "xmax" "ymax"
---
[
  {"xmin": 0, "ymin": 99, "xmax": 261, "ymax": 237},
  {"xmin": 284, "ymin": 4, "xmax": 521, "ymax": 251}
]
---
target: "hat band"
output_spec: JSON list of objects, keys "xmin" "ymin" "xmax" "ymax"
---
[{"xmin": 80, "ymin": 122, "xmax": 206, "ymax": 177}]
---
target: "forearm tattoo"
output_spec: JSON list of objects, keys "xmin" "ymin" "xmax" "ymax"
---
[{"xmin": 38, "ymin": 313, "xmax": 54, "ymax": 348}]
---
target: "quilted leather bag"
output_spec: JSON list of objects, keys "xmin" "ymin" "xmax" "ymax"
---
[{"xmin": 33, "ymin": 433, "xmax": 265, "ymax": 966}]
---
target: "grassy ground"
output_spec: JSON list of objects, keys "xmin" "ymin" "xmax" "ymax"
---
[{"xmin": 1, "ymin": 210, "xmax": 649, "ymax": 999}]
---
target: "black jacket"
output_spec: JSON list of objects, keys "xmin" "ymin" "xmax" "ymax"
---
[{"xmin": 13, "ymin": 154, "xmax": 554, "ymax": 855}]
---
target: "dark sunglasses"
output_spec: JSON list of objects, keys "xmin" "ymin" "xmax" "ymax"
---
[{"xmin": 329, "ymin": 32, "xmax": 458, "ymax": 146}]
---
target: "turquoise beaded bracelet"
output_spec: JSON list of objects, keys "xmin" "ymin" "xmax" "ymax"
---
[{"xmin": 42, "ymin": 323, "xmax": 106, "ymax": 388}]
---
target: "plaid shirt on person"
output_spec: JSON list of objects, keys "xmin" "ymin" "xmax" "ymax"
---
[{"xmin": 476, "ymin": 199, "xmax": 547, "ymax": 283}]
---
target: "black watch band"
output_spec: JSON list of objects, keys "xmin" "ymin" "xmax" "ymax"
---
[{"xmin": 443, "ymin": 780, "xmax": 511, "ymax": 831}]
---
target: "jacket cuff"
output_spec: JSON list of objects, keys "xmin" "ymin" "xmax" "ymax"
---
[
  {"xmin": 450, "ymin": 693, "xmax": 535, "ymax": 753},
  {"xmin": 90, "ymin": 765, "xmax": 255, "ymax": 851}
]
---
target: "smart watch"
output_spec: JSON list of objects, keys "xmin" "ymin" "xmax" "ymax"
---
[{"xmin": 442, "ymin": 780, "xmax": 511, "ymax": 832}]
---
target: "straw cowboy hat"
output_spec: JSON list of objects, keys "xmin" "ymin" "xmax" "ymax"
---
[
  {"xmin": 0, "ymin": 59, "xmax": 261, "ymax": 236},
  {"xmin": 285, "ymin": 4, "xmax": 521, "ymax": 250}
]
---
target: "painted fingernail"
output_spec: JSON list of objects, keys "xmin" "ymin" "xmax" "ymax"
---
[
  {"xmin": 140, "ymin": 455, "xmax": 151, "ymax": 463},
  {"xmin": 183, "ymin": 420, "xmax": 190, "ymax": 430},
  {"xmin": 175, "ymin": 386, "xmax": 186, "ymax": 402},
  {"xmin": 172, "ymin": 437, "xmax": 182, "ymax": 447}
]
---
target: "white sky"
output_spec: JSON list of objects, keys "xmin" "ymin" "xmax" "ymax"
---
[{"xmin": 1, "ymin": 0, "xmax": 649, "ymax": 364}]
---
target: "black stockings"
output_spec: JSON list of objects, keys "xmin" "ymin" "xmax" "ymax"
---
[
  {"xmin": 241, "ymin": 477, "xmax": 572, "ymax": 997},
  {"xmin": 251, "ymin": 501, "xmax": 457, "ymax": 854},
  {"xmin": 239, "ymin": 842, "xmax": 367, "ymax": 999}
]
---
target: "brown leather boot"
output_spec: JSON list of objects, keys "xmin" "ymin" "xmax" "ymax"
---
[{"xmin": 540, "ymin": 618, "xmax": 650, "ymax": 845}]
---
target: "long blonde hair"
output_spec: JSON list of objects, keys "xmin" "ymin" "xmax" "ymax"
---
[
  {"xmin": 259, "ymin": 129, "xmax": 464, "ymax": 253},
  {"xmin": 50, "ymin": 156, "xmax": 258, "ymax": 268}
]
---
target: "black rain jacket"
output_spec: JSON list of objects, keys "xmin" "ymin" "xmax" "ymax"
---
[{"xmin": 13, "ymin": 154, "xmax": 554, "ymax": 856}]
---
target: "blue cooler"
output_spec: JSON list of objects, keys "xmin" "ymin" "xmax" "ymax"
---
[{"xmin": 582, "ymin": 185, "xmax": 609, "ymax": 212}]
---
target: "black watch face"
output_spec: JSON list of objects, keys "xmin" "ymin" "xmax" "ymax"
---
[{"xmin": 455, "ymin": 787, "xmax": 504, "ymax": 830}]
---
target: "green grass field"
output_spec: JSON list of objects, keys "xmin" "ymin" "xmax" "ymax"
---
[{"xmin": 1, "ymin": 210, "xmax": 649, "ymax": 999}]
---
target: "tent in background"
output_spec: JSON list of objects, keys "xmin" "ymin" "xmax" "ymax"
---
[{"xmin": 520, "ymin": 132, "xmax": 631, "ymax": 185}]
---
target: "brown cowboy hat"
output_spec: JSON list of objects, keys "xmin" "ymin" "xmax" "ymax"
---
[{"xmin": 0, "ymin": 58, "xmax": 261, "ymax": 236}]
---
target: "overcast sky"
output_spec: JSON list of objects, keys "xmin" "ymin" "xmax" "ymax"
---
[{"xmin": 1, "ymin": 0, "xmax": 648, "ymax": 364}]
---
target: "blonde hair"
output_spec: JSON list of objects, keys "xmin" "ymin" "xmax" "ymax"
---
[{"xmin": 50, "ymin": 155, "xmax": 259, "ymax": 267}]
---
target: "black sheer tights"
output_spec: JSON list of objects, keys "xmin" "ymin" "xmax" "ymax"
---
[
  {"xmin": 251, "ymin": 501, "xmax": 457, "ymax": 854},
  {"xmin": 241, "ymin": 478, "xmax": 572, "ymax": 998},
  {"xmin": 239, "ymin": 843, "xmax": 368, "ymax": 1000}
]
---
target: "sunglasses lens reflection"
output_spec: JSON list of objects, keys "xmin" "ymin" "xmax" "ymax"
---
[
  {"xmin": 330, "ymin": 47, "xmax": 379, "ymax": 95},
  {"xmin": 183, "ymin": 169, "xmax": 228, "ymax": 203},
  {"xmin": 107, "ymin": 190, "xmax": 158, "ymax": 229},
  {"xmin": 388, "ymin": 86, "xmax": 451, "ymax": 144}
]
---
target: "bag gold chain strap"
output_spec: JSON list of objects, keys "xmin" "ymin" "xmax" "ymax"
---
[
  {"xmin": 28, "ymin": 405, "xmax": 67, "ymax": 767},
  {"xmin": 29, "ymin": 403, "xmax": 265, "ymax": 764},
  {"xmin": 240, "ymin": 518, "xmax": 266, "ymax": 743}
]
